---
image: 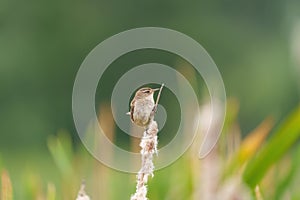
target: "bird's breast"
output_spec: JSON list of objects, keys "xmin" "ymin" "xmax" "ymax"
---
[{"xmin": 132, "ymin": 99, "xmax": 155, "ymax": 127}]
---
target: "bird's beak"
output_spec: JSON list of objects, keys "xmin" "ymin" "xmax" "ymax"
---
[{"xmin": 153, "ymin": 88, "xmax": 160, "ymax": 92}]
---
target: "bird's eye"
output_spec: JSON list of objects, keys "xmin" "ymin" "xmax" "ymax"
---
[{"xmin": 144, "ymin": 90, "xmax": 150, "ymax": 93}]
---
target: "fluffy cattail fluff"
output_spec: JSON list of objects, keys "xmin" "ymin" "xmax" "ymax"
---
[
  {"xmin": 76, "ymin": 181, "xmax": 90, "ymax": 200},
  {"xmin": 130, "ymin": 120, "xmax": 159, "ymax": 200}
]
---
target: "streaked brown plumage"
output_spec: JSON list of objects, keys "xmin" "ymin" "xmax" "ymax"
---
[{"xmin": 128, "ymin": 87, "xmax": 160, "ymax": 127}]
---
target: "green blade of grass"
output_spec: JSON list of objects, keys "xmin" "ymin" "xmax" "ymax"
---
[
  {"xmin": 243, "ymin": 104, "xmax": 300, "ymax": 188},
  {"xmin": 47, "ymin": 132, "xmax": 74, "ymax": 177},
  {"xmin": 223, "ymin": 118, "xmax": 273, "ymax": 179},
  {"xmin": 0, "ymin": 155, "xmax": 2, "ymax": 171},
  {"xmin": 273, "ymin": 145, "xmax": 300, "ymax": 200}
]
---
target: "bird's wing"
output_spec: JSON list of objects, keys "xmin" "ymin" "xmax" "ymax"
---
[{"xmin": 129, "ymin": 99, "xmax": 135, "ymax": 122}]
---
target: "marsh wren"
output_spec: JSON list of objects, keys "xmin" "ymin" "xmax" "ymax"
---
[{"xmin": 127, "ymin": 85, "xmax": 163, "ymax": 128}]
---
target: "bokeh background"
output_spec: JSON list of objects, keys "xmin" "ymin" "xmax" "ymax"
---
[{"xmin": 1, "ymin": 0, "xmax": 300, "ymax": 199}]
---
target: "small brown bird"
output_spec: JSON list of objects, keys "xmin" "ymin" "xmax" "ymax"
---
[{"xmin": 127, "ymin": 87, "xmax": 161, "ymax": 128}]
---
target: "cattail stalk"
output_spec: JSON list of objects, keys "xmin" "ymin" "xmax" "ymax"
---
[{"xmin": 130, "ymin": 120, "xmax": 158, "ymax": 200}]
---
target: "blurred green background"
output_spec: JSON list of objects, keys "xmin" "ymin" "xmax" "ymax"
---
[{"xmin": 1, "ymin": 0, "xmax": 300, "ymax": 199}]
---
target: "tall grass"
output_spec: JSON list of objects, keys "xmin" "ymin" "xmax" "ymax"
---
[{"xmin": 1, "ymin": 101, "xmax": 300, "ymax": 199}]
